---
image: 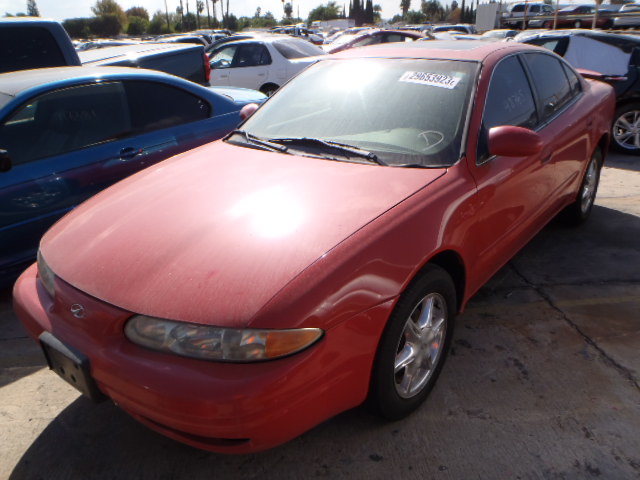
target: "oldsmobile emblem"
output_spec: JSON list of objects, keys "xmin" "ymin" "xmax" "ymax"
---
[{"xmin": 70, "ymin": 304, "xmax": 85, "ymax": 319}]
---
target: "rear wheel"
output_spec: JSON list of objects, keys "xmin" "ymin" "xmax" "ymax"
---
[
  {"xmin": 563, "ymin": 148, "xmax": 602, "ymax": 225},
  {"xmin": 369, "ymin": 265, "xmax": 456, "ymax": 420},
  {"xmin": 612, "ymin": 102, "xmax": 640, "ymax": 153}
]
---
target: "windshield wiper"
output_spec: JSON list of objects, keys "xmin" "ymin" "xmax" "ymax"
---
[
  {"xmin": 268, "ymin": 137, "xmax": 386, "ymax": 165},
  {"xmin": 228, "ymin": 130, "xmax": 289, "ymax": 153}
]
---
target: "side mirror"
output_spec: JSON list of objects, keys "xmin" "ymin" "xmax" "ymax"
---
[
  {"xmin": 0, "ymin": 149, "xmax": 11, "ymax": 172},
  {"xmin": 488, "ymin": 126, "xmax": 543, "ymax": 157},
  {"xmin": 239, "ymin": 103, "xmax": 260, "ymax": 121}
]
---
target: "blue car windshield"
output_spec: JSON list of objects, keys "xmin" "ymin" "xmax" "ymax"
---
[{"xmin": 239, "ymin": 57, "xmax": 478, "ymax": 167}]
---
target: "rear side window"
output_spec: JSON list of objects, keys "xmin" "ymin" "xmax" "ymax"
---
[
  {"xmin": 272, "ymin": 39, "xmax": 324, "ymax": 59},
  {"xmin": 0, "ymin": 27, "xmax": 67, "ymax": 73},
  {"xmin": 232, "ymin": 43, "xmax": 271, "ymax": 67},
  {"xmin": 124, "ymin": 81, "xmax": 210, "ymax": 134},
  {"xmin": 0, "ymin": 82, "xmax": 130, "ymax": 165},
  {"xmin": 562, "ymin": 62, "xmax": 582, "ymax": 96},
  {"xmin": 522, "ymin": 53, "xmax": 576, "ymax": 120}
]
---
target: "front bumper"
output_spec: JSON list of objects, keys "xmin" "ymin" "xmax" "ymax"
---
[{"xmin": 13, "ymin": 264, "xmax": 393, "ymax": 453}]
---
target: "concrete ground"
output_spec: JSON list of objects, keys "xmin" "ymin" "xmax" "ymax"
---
[{"xmin": 1, "ymin": 152, "xmax": 638, "ymax": 480}]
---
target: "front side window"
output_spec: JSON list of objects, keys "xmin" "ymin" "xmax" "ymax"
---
[
  {"xmin": 210, "ymin": 45, "xmax": 236, "ymax": 68},
  {"xmin": 522, "ymin": 52, "xmax": 575, "ymax": 121},
  {"xmin": 233, "ymin": 58, "xmax": 478, "ymax": 167},
  {"xmin": 483, "ymin": 55, "xmax": 537, "ymax": 130},
  {"xmin": 0, "ymin": 82, "xmax": 129, "ymax": 166},
  {"xmin": 478, "ymin": 55, "xmax": 537, "ymax": 162},
  {"xmin": 124, "ymin": 81, "xmax": 210, "ymax": 134}
]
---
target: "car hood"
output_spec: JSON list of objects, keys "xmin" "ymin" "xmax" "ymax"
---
[
  {"xmin": 41, "ymin": 141, "xmax": 445, "ymax": 327},
  {"xmin": 208, "ymin": 85, "xmax": 267, "ymax": 105}
]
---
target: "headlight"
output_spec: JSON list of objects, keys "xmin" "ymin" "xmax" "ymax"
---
[
  {"xmin": 37, "ymin": 250, "xmax": 56, "ymax": 297},
  {"xmin": 124, "ymin": 315, "xmax": 323, "ymax": 362}
]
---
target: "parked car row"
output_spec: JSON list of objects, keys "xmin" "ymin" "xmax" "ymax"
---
[{"xmin": 502, "ymin": 2, "xmax": 640, "ymax": 29}]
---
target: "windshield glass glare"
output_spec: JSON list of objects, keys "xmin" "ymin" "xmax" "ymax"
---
[{"xmin": 240, "ymin": 58, "xmax": 478, "ymax": 167}]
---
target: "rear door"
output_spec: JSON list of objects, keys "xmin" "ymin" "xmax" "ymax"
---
[
  {"xmin": 226, "ymin": 42, "xmax": 272, "ymax": 90},
  {"xmin": 520, "ymin": 51, "xmax": 589, "ymax": 196}
]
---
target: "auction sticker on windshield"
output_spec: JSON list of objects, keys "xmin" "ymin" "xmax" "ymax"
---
[{"xmin": 399, "ymin": 71, "xmax": 461, "ymax": 89}]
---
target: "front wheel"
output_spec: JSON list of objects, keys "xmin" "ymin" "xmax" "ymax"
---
[
  {"xmin": 369, "ymin": 265, "xmax": 456, "ymax": 420},
  {"xmin": 612, "ymin": 102, "xmax": 640, "ymax": 153},
  {"xmin": 563, "ymin": 148, "xmax": 602, "ymax": 225}
]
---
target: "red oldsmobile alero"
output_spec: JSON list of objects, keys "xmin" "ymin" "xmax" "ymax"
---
[{"xmin": 13, "ymin": 41, "xmax": 615, "ymax": 453}]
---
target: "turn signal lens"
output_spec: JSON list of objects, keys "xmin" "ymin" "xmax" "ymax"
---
[{"xmin": 124, "ymin": 315, "xmax": 323, "ymax": 362}]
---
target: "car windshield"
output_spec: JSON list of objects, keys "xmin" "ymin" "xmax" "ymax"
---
[{"xmin": 234, "ymin": 58, "xmax": 478, "ymax": 167}]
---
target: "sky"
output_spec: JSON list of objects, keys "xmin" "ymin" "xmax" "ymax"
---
[{"xmin": 1, "ymin": 0, "xmax": 415, "ymax": 23}]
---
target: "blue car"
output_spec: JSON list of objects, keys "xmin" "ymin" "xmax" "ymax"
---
[{"xmin": 0, "ymin": 66, "xmax": 265, "ymax": 286}]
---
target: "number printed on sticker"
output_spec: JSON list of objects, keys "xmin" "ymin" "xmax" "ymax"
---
[{"xmin": 399, "ymin": 71, "xmax": 461, "ymax": 89}]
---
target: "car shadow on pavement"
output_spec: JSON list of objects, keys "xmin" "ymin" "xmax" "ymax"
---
[
  {"xmin": 7, "ymin": 205, "xmax": 640, "ymax": 479},
  {"xmin": 606, "ymin": 153, "xmax": 640, "ymax": 172}
]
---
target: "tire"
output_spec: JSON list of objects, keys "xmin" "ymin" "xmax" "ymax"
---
[
  {"xmin": 369, "ymin": 264, "xmax": 456, "ymax": 420},
  {"xmin": 574, "ymin": 20, "xmax": 582, "ymax": 28},
  {"xmin": 260, "ymin": 84, "xmax": 279, "ymax": 97},
  {"xmin": 563, "ymin": 148, "xmax": 602, "ymax": 225},
  {"xmin": 612, "ymin": 102, "xmax": 640, "ymax": 153}
]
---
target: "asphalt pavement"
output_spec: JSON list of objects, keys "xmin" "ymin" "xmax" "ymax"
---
[{"xmin": 1, "ymin": 152, "xmax": 639, "ymax": 480}]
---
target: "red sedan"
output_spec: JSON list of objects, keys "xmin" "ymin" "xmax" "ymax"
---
[{"xmin": 14, "ymin": 41, "xmax": 614, "ymax": 454}]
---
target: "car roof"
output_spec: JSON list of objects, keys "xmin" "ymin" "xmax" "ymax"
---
[
  {"xmin": 212, "ymin": 34, "xmax": 306, "ymax": 45},
  {"xmin": 78, "ymin": 42, "xmax": 201, "ymax": 63},
  {"xmin": 0, "ymin": 65, "xmax": 185, "ymax": 98},
  {"xmin": 332, "ymin": 40, "xmax": 540, "ymax": 62}
]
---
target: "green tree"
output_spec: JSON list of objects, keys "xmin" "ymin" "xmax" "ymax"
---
[
  {"xmin": 27, "ymin": 0, "xmax": 40, "ymax": 16},
  {"xmin": 183, "ymin": 11, "xmax": 196, "ymax": 29},
  {"xmin": 149, "ymin": 10, "xmax": 174, "ymax": 33},
  {"xmin": 92, "ymin": 0, "xmax": 127, "ymax": 32},
  {"xmin": 127, "ymin": 15, "xmax": 148, "ymax": 34},
  {"xmin": 373, "ymin": 3, "xmax": 382, "ymax": 22},
  {"xmin": 405, "ymin": 9, "xmax": 426, "ymax": 22},
  {"xmin": 63, "ymin": 17, "xmax": 92, "ymax": 37},
  {"xmin": 400, "ymin": 0, "xmax": 411, "ymax": 18},
  {"xmin": 196, "ymin": 0, "xmax": 204, "ymax": 27},
  {"xmin": 365, "ymin": 0, "xmax": 374, "ymax": 23},
  {"xmin": 90, "ymin": 13, "xmax": 123, "ymax": 36},
  {"xmin": 421, "ymin": 0, "xmax": 443, "ymax": 21},
  {"xmin": 309, "ymin": 1, "xmax": 342, "ymax": 22},
  {"xmin": 125, "ymin": 6, "xmax": 149, "ymax": 20},
  {"xmin": 284, "ymin": 2, "xmax": 293, "ymax": 19}
]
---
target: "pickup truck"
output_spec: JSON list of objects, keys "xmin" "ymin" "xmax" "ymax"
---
[
  {"xmin": 78, "ymin": 42, "xmax": 211, "ymax": 85},
  {"xmin": 0, "ymin": 17, "xmax": 80, "ymax": 73}
]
